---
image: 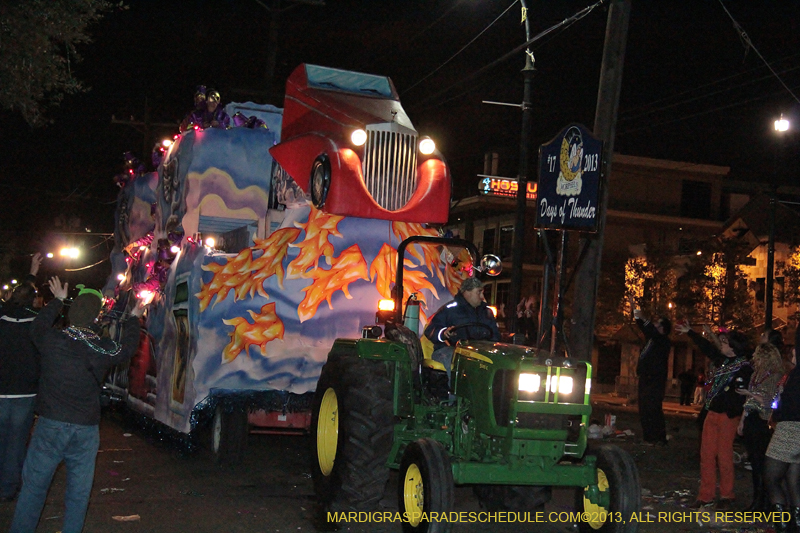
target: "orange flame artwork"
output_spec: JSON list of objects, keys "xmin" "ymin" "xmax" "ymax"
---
[
  {"xmin": 288, "ymin": 206, "xmax": 344, "ymax": 279},
  {"xmin": 369, "ymin": 243, "xmax": 438, "ymax": 322},
  {"xmin": 248, "ymin": 228, "xmax": 303, "ymax": 293},
  {"xmin": 391, "ymin": 222, "xmax": 444, "ymax": 284},
  {"xmin": 197, "ymin": 227, "xmax": 301, "ymax": 312},
  {"xmin": 298, "ymin": 244, "xmax": 369, "ymax": 322},
  {"xmin": 221, "ymin": 302, "xmax": 285, "ymax": 363},
  {"xmin": 197, "ymin": 250, "xmax": 255, "ymax": 312}
]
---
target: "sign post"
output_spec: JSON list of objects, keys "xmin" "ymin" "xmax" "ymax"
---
[
  {"xmin": 535, "ymin": 124, "xmax": 604, "ymax": 356},
  {"xmin": 536, "ymin": 124, "xmax": 603, "ymax": 232}
]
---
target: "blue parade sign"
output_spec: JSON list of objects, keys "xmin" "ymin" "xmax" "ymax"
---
[{"xmin": 535, "ymin": 123, "xmax": 603, "ymax": 232}]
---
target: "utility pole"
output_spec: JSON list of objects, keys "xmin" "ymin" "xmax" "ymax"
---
[
  {"xmin": 569, "ymin": 0, "xmax": 631, "ymax": 361},
  {"xmin": 765, "ymin": 187, "xmax": 776, "ymax": 329},
  {"xmin": 508, "ymin": 1, "xmax": 535, "ymax": 336},
  {"xmin": 766, "ymin": 115, "xmax": 790, "ymax": 330},
  {"xmin": 253, "ymin": 0, "xmax": 325, "ymax": 103},
  {"xmin": 111, "ymin": 99, "xmax": 177, "ymax": 161}
]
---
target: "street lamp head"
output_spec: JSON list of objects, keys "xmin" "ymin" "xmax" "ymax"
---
[{"xmin": 775, "ymin": 114, "xmax": 790, "ymax": 132}]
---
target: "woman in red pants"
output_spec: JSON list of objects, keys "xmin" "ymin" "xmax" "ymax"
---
[{"xmin": 676, "ymin": 321, "xmax": 752, "ymax": 510}]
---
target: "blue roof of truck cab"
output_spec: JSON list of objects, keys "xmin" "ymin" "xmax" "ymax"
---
[{"xmin": 304, "ymin": 64, "xmax": 396, "ymax": 99}]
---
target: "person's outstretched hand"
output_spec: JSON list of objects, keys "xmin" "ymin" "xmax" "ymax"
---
[
  {"xmin": 47, "ymin": 276, "xmax": 68, "ymax": 300},
  {"xmin": 674, "ymin": 320, "xmax": 691, "ymax": 334},
  {"xmin": 30, "ymin": 253, "xmax": 43, "ymax": 276}
]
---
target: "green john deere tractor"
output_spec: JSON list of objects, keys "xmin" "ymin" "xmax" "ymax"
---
[{"xmin": 311, "ymin": 236, "xmax": 640, "ymax": 533}]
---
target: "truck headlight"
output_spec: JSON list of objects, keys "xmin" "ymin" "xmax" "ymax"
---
[
  {"xmin": 419, "ymin": 137, "xmax": 435, "ymax": 155},
  {"xmin": 547, "ymin": 375, "xmax": 573, "ymax": 394},
  {"xmin": 351, "ymin": 129, "xmax": 367, "ymax": 146},
  {"xmin": 519, "ymin": 373, "xmax": 541, "ymax": 393}
]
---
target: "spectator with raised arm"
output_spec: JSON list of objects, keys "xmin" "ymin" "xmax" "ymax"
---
[
  {"xmin": 676, "ymin": 319, "xmax": 752, "ymax": 511},
  {"xmin": 629, "ymin": 295, "xmax": 671, "ymax": 447},
  {"xmin": 10, "ymin": 277, "xmax": 144, "ymax": 533},
  {"xmin": 0, "ymin": 253, "xmax": 42, "ymax": 502}
]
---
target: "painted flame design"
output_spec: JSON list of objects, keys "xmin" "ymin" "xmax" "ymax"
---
[
  {"xmin": 197, "ymin": 227, "xmax": 301, "ymax": 311},
  {"xmin": 369, "ymin": 243, "xmax": 438, "ymax": 322},
  {"xmin": 221, "ymin": 302, "xmax": 284, "ymax": 363},
  {"xmin": 391, "ymin": 222, "xmax": 444, "ymax": 284},
  {"xmin": 298, "ymin": 244, "xmax": 369, "ymax": 322},
  {"xmin": 288, "ymin": 206, "xmax": 344, "ymax": 278}
]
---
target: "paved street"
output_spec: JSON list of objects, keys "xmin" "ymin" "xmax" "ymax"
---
[{"xmin": 0, "ymin": 400, "xmax": 770, "ymax": 533}]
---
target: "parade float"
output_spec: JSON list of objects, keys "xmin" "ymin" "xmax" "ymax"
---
[{"xmin": 103, "ymin": 64, "xmax": 463, "ymax": 462}]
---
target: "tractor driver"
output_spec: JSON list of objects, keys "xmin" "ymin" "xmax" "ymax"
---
[{"xmin": 423, "ymin": 276, "xmax": 500, "ymax": 382}]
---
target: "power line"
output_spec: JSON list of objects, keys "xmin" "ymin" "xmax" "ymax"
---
[
  {"xmin": 401, "ymin": 0, "xmax": 519, "ymax": 96},
  {"xmin": 716, "ymin": 0, "xmax": 800, "ymax": 104},
  {"xmin": 410, "ymin": 0, "xmax": 606, "ymax": 113},
  {"xmin": 619, "ymin": 54, "xmax": 800, "ymax": 123},
  {"xmin": 619, "ymin": 63, "xmax": 800, "ymax": 126},
  {"xmin": 618, "ymin": 83, "xmax": 800, "ymax": 137}
]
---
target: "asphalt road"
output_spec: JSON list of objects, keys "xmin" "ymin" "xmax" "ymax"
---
[{"xmin": 0, "ymin": 405, "xmax": 769, "ymax": 533}]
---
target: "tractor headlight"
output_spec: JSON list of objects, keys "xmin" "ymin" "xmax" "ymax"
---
[
  {"xmin": 547, "ymin": 375, "xmax": 573, "ymax": 395},
  {"xmin": 375, "ymin": 298, "xmax": 396, "ymax": 324},
  {"xmin": 519, "ymin": 373, "xmax": 541, "ymax": 393}
]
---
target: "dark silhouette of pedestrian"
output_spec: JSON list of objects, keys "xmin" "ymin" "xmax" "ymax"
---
[
  {"xmin": 630, "ymin": 296, "xmax": 671, "ymax": 446},
  {"xmin": 0, "ymin": 253, "xmax": 42, "ymax": 502},
  {"xmin": 678, "ymin": 368, "xmax": 696, "ymax": 406}
]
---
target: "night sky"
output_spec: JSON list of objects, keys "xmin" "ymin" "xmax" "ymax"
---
[{"xmin": 1, "ymin": 0, "xmax": 798, "ymax": 286}]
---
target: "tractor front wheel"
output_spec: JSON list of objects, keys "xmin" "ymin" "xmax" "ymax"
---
[
  {"xmin": 575, "ymin": 444, "xmax": 640, "ymax": 533},
  {"xmin": 398, "ymin": 438, "xmax": 454, "ymax": 533}
]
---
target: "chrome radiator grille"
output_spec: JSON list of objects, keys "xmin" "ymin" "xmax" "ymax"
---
[{"xmin": 361, "ymin": 125, "xmax": 418, "ymax": 211}]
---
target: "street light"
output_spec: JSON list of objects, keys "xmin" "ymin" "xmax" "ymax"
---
[{"xmin": 765, "ymin": 114, "xmax": 790, "ymax": 330}]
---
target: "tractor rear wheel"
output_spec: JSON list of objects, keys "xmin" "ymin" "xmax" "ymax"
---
[
  {"xmin": 311, "ymin": 355, "xmax": 395, "ymax": 512},
  {"xmin": 575, "ymin": 444, "xmax": 640, "ymax": 533},
  {"xmin": 473, "ymin": 484, "xmax": 552, "ymax": 512},
  {"xmin": 398, "ymin": 438, "xmax": 454, "ymax": 533}
]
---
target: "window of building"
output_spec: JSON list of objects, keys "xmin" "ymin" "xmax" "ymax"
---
[
  {"xmin": 754, "ymin": 277, "xmax": 765, "ymax": 303},
  {"xmin": 680, "ymin": 180, "xmax": 712, "ymax": 219},
  {"xmin": 484, "ymin": 152, "xmax": 499, "ymax": 175},
  {"xmin": 482, "ymin": 227, "xmax": 496, "ymax": 256},
  {"xmin": 499, "ymin": 224, "xmax": 514, "ymax": 260}
]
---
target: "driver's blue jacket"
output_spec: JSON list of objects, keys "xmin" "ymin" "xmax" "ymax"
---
[{"xmin": 423, "ymin": 293, "xmax": 500, "ymax": 351}]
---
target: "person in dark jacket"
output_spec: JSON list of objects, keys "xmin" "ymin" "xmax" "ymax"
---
[
  {"xmin": 678, "ymin": 368, "xmax": 696, "ymax": 406},
  {"xmin": 10, "ymin": 277, "xmax": 143, "ymax": 533},
  {"xmin": 0, "ymin": 253, "xmax": 42, "ymax": 502},
  {"xmin": 630, "ymin": 297, "xmax": 672, "ymax": 446},
  {"xmin": 677, "ymin": 320, "xmax": 753, "ymax": 510},
  {"xmin": 762, "ymin": 326, "xmax": 800, "ymax": 533},
  {"xmin": 423, "ymin": 276, "xmax": 500, "ymax": 381}
]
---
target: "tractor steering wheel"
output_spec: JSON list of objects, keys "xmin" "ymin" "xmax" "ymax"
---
[{"xmin": 446, "ymin": 322, "xmax": 494, "ymax": 342}]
